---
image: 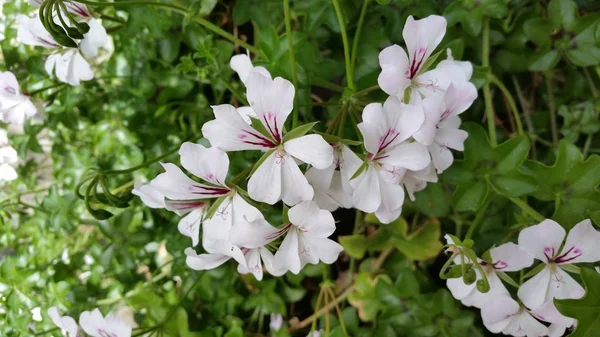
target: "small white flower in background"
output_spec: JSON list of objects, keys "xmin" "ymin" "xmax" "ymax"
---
[
  {"xmin": 447, "ymin": 242, "xmax": 533, "ymax": 309},
  {"xmin": 481, "ymin": 296, "xmax": 549, "ymax": 337},
  {"xmin": 349, "ymin": 96, "xmax": 430, "ymax": 223},
  {"xmin": 378, "ymin": 15, "xmax": 472, "ymax": 103},
  {"xmin": 48, "ymin": 307, "xmax": 79, "ymax": 337},
  {"xmin": 516, "ymin": 219, "xmax": 599, "ymax": 310},
  {"xmin": 413, "ymin": 81, "xmax": 477, "ymax": 173},
  {"xmin": 269, "ymin": 313, "xmax": 284, "ymax": 331},
  {"xmin": 202, "ymin": 72, "xmax": 334, "ymax": 206},
  {"xmin": 0, "ymin": 129, "xmax": 18, "ymax": 182},
  {"xmin": 31, "ymin": 307, "xmax": 42, "ymax": 322},
  {"xmin": 305, "ymin": 142, "xmax": 360, "ymax": 211},
  {"xmin": 79, "ymin": 308, "xmax": 132, "ymax": 337},
  {"xmin": 0, "ymin": 71, "xmax": 38, "ymax": 125}
]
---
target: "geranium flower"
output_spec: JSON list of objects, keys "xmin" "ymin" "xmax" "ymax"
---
[
  {"xmin": 481, "ymin": 296, "xmax": 549, "ymax": 337},
  {"xmin": 413, "ymin": 81, "xmax": 477, "ymax": 172},
  {"xmin": 79, "ymin": 308, "xmax": 132, "ymax": 337},
  {"xmin": 0, "ymin": 129, "xmax": 18, "ymax": 182},
  {"xmin": 202, "ymin": 72, "xmax": 334, "ymax": 205},
  {"xmin": 399, "ymin": 163, "xmax": 438, "ymax": 201},
  {"xmin": 447, "ymin": 242, "xmax": 533, "ymax": 309},
  {"xmin": 229, "ymin": 53, "xmax": 271, "ymax": 124},
  {"xmin": 0, "ymin": 72, "xmax": 38, "ymax": 125},
  {"xmin": 48, "ymin": 307, "xmax": 79, "ymax": 337},
  {"xmin": 516, "ymin": 219, "xmax": 599, "ymax": 309},
  {"xmin": 529, "ymin": 300, "xmax": 577, "ymax": 337},
  {"xmin": 349, "ymin": 96, "xmax": 430, "ymax": 223},
  {"xmin": 305, "ymin": 143, "xmax": 361, "ymax": 211}
]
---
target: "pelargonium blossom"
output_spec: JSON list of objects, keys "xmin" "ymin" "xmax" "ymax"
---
[
  {"xmin": 349, "ymin": 96, "xmax": 430, "ymax": 223},
  {"xmin": 0, "ymin": 129, "xmax": 18, "ymax": 182},
  {"xmin": 0, "ymin": 72, "xmax": 38, "ymax": 125},
  {"xmin": 481, "ymin": 296, "xmax": 549, "ymax": 337},
  {"xmin": 48, "ymin": 307, "xmax": 79, "ymax": 337},
  {"xmin": 79, "ymin": 308, "xmax": 132, "ymax": 337},
  {"xmin": 202, "ymin": 72, "xmax": 333, "ymax": 206},
  {"xmin": 516, "ymin": 219, "xmax": 600, "ymax": 310},
  {"xmin": 229, "ymin": 53, "xmax": 270, "ymax": 124}
]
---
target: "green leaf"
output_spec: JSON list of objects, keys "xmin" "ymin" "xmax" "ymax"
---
[
  {"xmin": 523, "ymin": 18, "xmax": 554, "ymax": 49},
  {"xmin": 393, "ymin": 221, "xmax": 442, "ymax": 261},
  {"xmin": 555, "ymin": 268, "xmax": 600, "ymax": 337},
  {"xmin": 250, "ymin": 117, "xmax": 278, "ymax": 143},
  {"xmin": 350, "ymin": 161, "xmax": 369, "ymax": 180},
  {"xmin": 411, "ymin": 183, "xmax": 451, "ymax": 217},
  {"xmin": 452, "ymin": 181, "xmax": 489, "ymax": 212},
  {"xmin": 524, "ymin": 141, "xmax": 600, "ymax": 229},
  {"xmin": 339, "ymin": 235, "xmax": 369, "ymax": 259},
  {"xmin": 204, "ymin": 195, "xmax": 229, "ymax": 221},
  {"xmin": 548, "ymin": 0, "xmax": 579, "ymax": 30},
  {"xmin": 529, "ymin": 50, "xmax": 560, "ymax": 71},
  {"xmin": 282, "ymin": 122, "xmax": 319, "ymax": 142}
]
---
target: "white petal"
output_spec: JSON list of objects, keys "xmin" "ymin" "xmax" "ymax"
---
[
  {"xmin": 230, "ymin": 54, "xmax": 255, "ymax": 84},
  {"xmin": 501, "ymin": 309, "xmax": 549, "ymax": 337},
  {"xmin": 413, "ymin": 63, "xmax": 469, "ymax": 98},
  {"xmin": 316, "ymin": 170, "xmax": 353, "ymax": 210},
  {"xmin": 290, "ymin": 201, "xmax": 336, "ymax": 238},
  {"xmin": 237, "ymin": 248, "xmax": 264, "ymax": 281},
  {"xmin": 132, "ymin": 181, "xmax": 166, "ymax": 209},
  {"xmin": 461, "ymin": 271, "xmax": 509, "ymax": 309},
  {"xmin": 274, "ymin": 229, "xmax": 302, "ymax": 274},
  {"xmin": 284, "ymin": 134, "xmax": 333, "ymax": 169},
  {"xmin": 305, "ymin": 164, "xmax": 335, "ymax": 191},
  {"xmin": 376, "ymin": 173, "xmax": 405, "ymax": 217},
  {"xmin": 559, "ymin": 219, "xmax": 600, "ymax": 264},
  {"xmin": 236, "ymin": 106, "xmax": 256, "ymax": 125},
  {"xmin": 402, "ymin": 164, "xmax": 438, "ymax": 201},
  {"xmin": 374, "ymin": 206, "xmax": 403, "ymax": 224},
  {"xmin": 412, "ymin": 95, "xmax": 443, "ymax": 145},
  {"xmin": 231, "ymin": 193, "xmax": 263, "ymax": 223},
  {"xmin": 434, "ymin": 127, "xmax": 468, "ymax": 153},
  {"xmin": 202, "ymin": 104, "xmax": 276, "ymax": 151},
  {"xmin": 280, "ymin": 153, "xmax": 314, "ymax": 206},
  {"xmin": 481, "ymin": 296, "xmax": 519, "ymax": 333},
  {"xmin": 179, "ymin": 142, "xmax": 229, "ymax": 186},
  {"xmin": 79, "ymin": 309, "xmax": 106, "ymax": 337},
  {"xmin": 377, "ymin": 44, "xmax": 411, "ymax": 96},
  {"xmin": 358, "ymin": 103, "xmax": 386, "ymax": 154},
  {"xmin": 45, "ymin": 53, "xmax": 60, "ymax": 78},
  {"xmin": 230, "ymin": 218, "xmax": 282, "ymax": 249},
  {"xmin": 447, "ymin": 278, "xmax": 476, "ymax": 302},
  {"xmin": 184, "ymin": 248, "xmax": 231, "ymax": 270},
  {"xmin": 441, "ymin": 81, "xmax": 478, "ymax": 120},
  {"xmin": 490, "ymin": 242, "xmax": 534, "ymax": 272},
  {"xmin": 17, "ymin": 14, "xmax": 59, "ymax": 48},
  {"xmin": 517, "ymin": 265, "xmax": 553, "ymax": 310},
  {"xmin": 0, "ymin": 72, "xmax": 19, "ymax": 94},
  {"xmin": 376, "ymin": 141, "xmax": 431, "ymax": 171},
  {"xmin": 339, "ymin": 144, "xmax": 363, "ymax": 182},
  {"xmin": 152, "ymin": 163, "xmax": 229, "ymax": 200},
  {"xmin": 381, "ymin": 97, "xmax": 425, "ymax": 148},
  {"xmin": 306, "ymin": 237, "xmax": 343, "ymax": 264},
  {"xmin": 518, "ymin": 219, "xmax": 566, "ymax": 263},
  {"xmin": 548, "ymin": 324, "xmax": 567, "ymax": 337},
  {"xmin": 0, "ymin": 164, "xmax": 17, "ymax": 181},
  {"xmin": 429, "ymin": 142, "xmax": 455, "ymax": 173},
  {"xmin": 80, "ymin": 19, "xmax": 108, "ymax": 58},
  {"xmin": 530, "ymin": 301, "xmax": 575, "ymax": 328},
  {"xmin": 177, "ymin": 208, "xmax": 203, "ymax": 247},
  {"xmin": 351, "ymin": 164, "xmax": 381, "ymax": 213},
  {"xmin": 261, "ymin": 246, "xmax": 287, "ymax": 276},
  {"xmin": 66, "ymin": 50, "xmax": 94, "ymax": 86},
  {"xmin": 246, "ymin": 73, "xmax": 295, "ymax": 142},
  {"xmin": 247, "ymin": 152, "xmax": 282, "ymax": 204},
  {"xmin": 402, "ymin": 15, "xmax": 446, "ymax": 79}
]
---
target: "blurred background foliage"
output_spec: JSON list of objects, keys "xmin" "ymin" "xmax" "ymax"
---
[{"xmin": 1, "ymin": 0, "xmax": 600, "ymax": 336}]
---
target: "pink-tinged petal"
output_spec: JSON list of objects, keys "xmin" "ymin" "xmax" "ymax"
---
[
  {"xmin": 164, "ymin": 198, "xmax": 206, "ymax": 216},
  {"xmin": 489, "ymin": 242, "xmax": 534, "ymax": 272},
  {"xmin": 79, "ymin": 309, "xmax": 106, "ymax": 337},
  {"xmin": 177, "ymin": 208, "xmax": 204, "ymax": 247},
  {"xmin": 274, "ymin": 229, "xmax": 302, "ymax": 274},
  {"xmin": 375, "ymin": 173, "xmax": 404, "ymax": 218},
  {"xmin": 248, "ymin": 151, "xmax": 282, "ymax": 204},
  {"xmin": 441, "ymin": 81, "xmax": 478, "ymax": 120},
  {"xmin": 501, "ymin": 308, "xmax": 549, "ymax": 337},
  {"xmin": 382, "ymin": 97, "xmax": 425, "ymax": 147},
  {"xmin": 402, "ymin": 164, "xmax": 438, "ymax": 201},
  {"xmin": 402, "ymin": 15, "xmax": 447, "ymax": 79},
  {"xmin": 152, "ymin": 163, "xmax": 229, "ymax": 200},
  {"xmin": 230, "ymin": 54, "xmax": 255, "ymax": 85},
  {"xmin": 351, "ymin": 164, "xmax": 381, "ymax": 213},
  {"xmin": 17, "ymin": 14, "xmax": 59, "ymax": 49},
  {"xmin": 48, "ymin": 307, "xmax": 79, "ymax": 337},
  {"xmin": 230, "ymin": 218, "xmax": 284, "ymax": 249},
  {"xmin": 0, "ymin": 72, "xmax": 19, "ymax": 94},
  {"xmin": 280, "ymin": 152, "xmax": 314, "ymax": 206},
  {"xmin": 290, "ymin": 201, "xmax": 336, "ymax": 238},
  {"xmin": 246, "ymin": 73, "xmax": 295, "ymax": 143},
  {"xmin": 179, "ymin": 142, "xmax": 229, "ymax": 186},
  {"xmin": 185, "ymin": 248, "xmax": 231, "ymax": 270},
  {"xmin": 374, "ymin": 205, "xmax": 402, "ymax": 224},
  {"xmin": 412, "ymin": 95, "xmax": 444, "ymax": 145},
  {"xmin": 481, "ymin": 296, "xmax": 519, "ymax": 333},
  {"xmin": 103, "ymin": 313, "xmax": 132, "ymax": 337},
  {"xmin": 518, "ymin": 219, "xmax": 566, "ymax": 263},
  {"xmin": 375, "ymin": 141, "xmax": 431, "ymax": 171},
  {"xmin": 203, "ymin": 104, "xmax": 276, "ymax": 151},
  {"xmin": 548, "ymin": 324, "xmax": 567, "ymax": 337},
  {"xmin": 284, "ymin": 134, "xmax": 334, "ymax": 169},
  {"xmin": 439, "ymin": 115, "xmax": 461, "ymax": 129},
  {"xmin": 80, "ymin": 19, "xmax": 108, "ymax": 59},
  {"xmin": 377, "ymin": 44, "xmax": 411, "ymax": 96},
  {"xmin": 132, "ymin": 181, "xmax": 166, "ymax": 209},
  {"xmin": 237, "ymin": 248, "xmax": 264, "ymax": 280},
  {"xmin": 428, "ymin": 142, "xmax": 453, "ymax": 173},
  {"xmin": 413, "ymin": 63, "xmax": 468, "ymax": 99},
  {"xmin": 358, "ymin": 103, "xmax": 387, "ymax": 154},
  {"xmin": 530, "ymin": 301, "xmax": 575, "ymax": 328},
  {"xmin": 558, "ymin": 219, "xmax": 600, "ymax": 264},
  {"xmin": 434, "ymin": 127, "xmax": 468, "ymax": 152}
]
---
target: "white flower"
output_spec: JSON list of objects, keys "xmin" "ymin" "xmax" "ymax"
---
[
  {"xmin": 447, "ymin": 242, "xmax": 533, "ymax": 309},
  {"xmin": 0, "ymin": 130, "xmax": 18, "ymax": 182},
  {"xmin": 413, "ymin": 81, "xmax": 477, "ymax": 172},
  {"xmin": 79, "ymin": 308, "xmax": 132, "ymax": 337},
  {"xmin": 350, "ymin": 96, "xmax": 430, "ymax": 223},
  {"xmin": 132, "ymin": 181, "xmax": 166, "ymax": 209},
  {"xmin": 305, "ymin": 143, "xmax": 360, "ymax": 211},
  {"xmin": 31, "ymin": 307, "xmax": 42, "ymax": 322},
  {"xmin": 400, "ymin": 163, "xmax": 438, "ymax": 201},
  {"xmin": 516, "ymin": 219, "xmax": 599, "ymax": 309},
  {"xmin": 481, "ymin": 296, "xmax": 549, "ymax": 337},
  {"xmin": 529, "ymin": 301, "xmax": 576, "ymax": 337},
  {"xmin": 378, "ymin": 15, "xmax": 472, "ymax": 102},
  {"xmin": 48, "ymin": 307, "xmax": 79, "ymax": 337},
  {"xmin": 229, "ymin": 53, "xmax": 271, "ymax": 124},
  {"xmin": 269, "ymin": 313, "xmax": 284, "ymax": 331},
  {"xmin": 202, "ymin": 73, "xmax": 334, "ymax": 206},
  {"xmin": 0, "ymin": 71, "xmax": 38, "ymax": 125},
  {"xmin": 45, "ymin": 49, "xmax": 94, "ymax": 86}
]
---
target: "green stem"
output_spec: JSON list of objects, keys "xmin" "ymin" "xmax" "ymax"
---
[
  {"xmin": 331, "ymin": 0, "xmax": 354, "ymax": 91},
  {"xmin": 311, "ymin": 76, "xmax": 344, "ymax": 92},
  {"xmin": 583, "ymin": 67, "xmax": 599, "ymax": 98},
  {"xmin": 489, "ymin": 75, "xmax": 524, "ymax": 136},
  {"xmin": 35, "ymin": 328, "xmax": 60, "ymax": 336},
  {"xmin": 104, "ymin": 146, "xmax": 179, "ymax": 175},
  {"xmin": 464, "ymin": 199, "xmax": 489, "ymax": 241},
  {"xmin": 75, "ymin": 0, "xmax": 259, "ymax": 54},
  {"xmin": 283, "ymin": 0, "xmax": 299, "ymax": 128},
  {"xmin": 509, "ymin": 197, "xmax": 545, "ymax": 222},
  {"xmin": 545, "ymin": 71, "xmax": 558, "ymax": 146},
  {"xmin": 353, "ymin": 84, "xmax": 379, "ymax": 97},
  {"xmin": 350, "ymin": 0, "xmax": 371, "ymax": 71},
  {"xmin": 583, "ymin": 134, "xmax": 593, "ymax": 158},
  {"xmin": 28, "ymin": 82, "xmax": 66, "ymax": 96},
  {"xmin": 482, "ymin": 17, "xmax": 496, "ymax": 146},
  {"xmin": 511, "ymin": 75, "xmax": 536, "ymax": 159}
]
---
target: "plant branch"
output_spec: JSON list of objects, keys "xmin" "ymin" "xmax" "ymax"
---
[
  {"xmin": 489, "ymin": 75, "xmax": 524, "ymax": 136},
  {"xmin": 104, "ymin": 146, "xmax": 179, "ymax": 175},
  {"xmin": 331, "ymin": 0, "xmax": 354, "ymax": 91},
  {"xmin": 350, "ymin": 0, "xmax": 371, "ymax": 72},
  {"xmin": 545, "ymin": 71, "xmax": 558, "ymax": 146},
  {"xmin": 482, "ymin": 17, "xmax": 496, "ymax": 146},
  {"xmin": 283, "ymin": 0, "xmax": 299, "ymax": 128},
  {"xmin": 509, "ymin": 197, "xmax": 545, "ymax": 222}
]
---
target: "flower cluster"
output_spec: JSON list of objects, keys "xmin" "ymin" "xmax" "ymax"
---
[
  {"xmin": 47, "ymin": 306, "xmax": 133, "ymax": 337},
  {"xmin": 445, "ymin": 219, "xmax": 600, "ymax": 336},
  {"xmin": 134, "ymin": 14, "xmax": 477, "ymax": 279},
  {"xmin": 18, "ymin": 0, "xmax": 111, "ymax": 86}
]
